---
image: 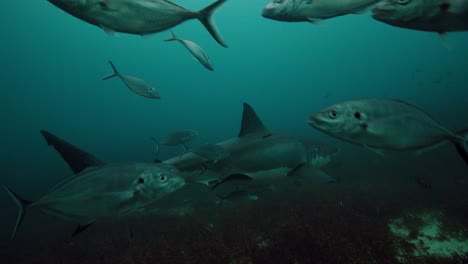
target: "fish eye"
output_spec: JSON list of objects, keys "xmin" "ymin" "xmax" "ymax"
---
[
  {"xmin": 329, "ymin": 111, "xmax": 337, "ymax": 119},
  {"xmin": 137, "ymin": 178, "xmax": 145, "ymax": 184},
  {"xmin": 159, "ymin": 175, "xmax": 167, "ymax": 183},
  {"xmin": 354, "ymin": 112, "xmax": 361, "ymax": 119},
  {"xmin": 396, "ymin": 0, "xmax": 410, "ymax": 5}
]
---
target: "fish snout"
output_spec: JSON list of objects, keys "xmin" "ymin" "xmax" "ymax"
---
[
  {"xmin": 261, "ymin": 3, "xmax": 278, "ymax": 18},
  {"xmin": 308, "ymin": 112, "xmax": 324, "ymax": 128}
]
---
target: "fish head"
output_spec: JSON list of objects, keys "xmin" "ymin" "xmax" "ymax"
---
[
  {"xmin": 371, "ymin": 0, "xmax": 427, "ymax": 23},
  {"xmin": 144, "ymin": 87, "xmax": 161, "ymax": 99},
  {"xmin": 308, "ymin": 102, "xmax": 367, "ymax": 141},
  {"xmin": 262, "ymin": 0, "xmax": 305, "ymax": 22},
  {"xmin": 132, "ymin": 164, "xmax": 185, "ymax": 200}
]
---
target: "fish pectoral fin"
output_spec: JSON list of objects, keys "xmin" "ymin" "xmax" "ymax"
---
[
  {"xmin": 363, "ymin": 145, "xmax": 385, "ymax": 157},
  {"xmin": 437, "ymin": 32, "xmax": 451, "ymax": 50},
  {"xmin": 287, "ymin": 163, "xmax": 307, "ymax": 177},
  {"xmin": 307, "ymin": 18, "xmax": 322, "ymax": 25},
  {"xmin": 72, "ymin": 221, "xmax": 95, "ymax": 237},
  {"xmin": 191, "ymin": 177, "xmax": 221, "ymax": 187},
  {"xmin": 210, "ymin": 174, "xmax": 253, "ymax": 190},
  {"xmin": 451, "ymin": 137, "xmax": 468, "ymax": 165},
  {"xmin": 141, "ymin": 34, "xmax": 156, "ymax": 39},
  {"xmin": 100, "ymin": 25, "xmax": 119, "ymax": 37}
]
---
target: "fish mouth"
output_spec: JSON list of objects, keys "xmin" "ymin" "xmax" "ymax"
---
[{"xmin": 307, "ymin": 114, "xmax": 322, "ymax": 128}]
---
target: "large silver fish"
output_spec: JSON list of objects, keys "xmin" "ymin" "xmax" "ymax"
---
[
  {"xmin": 308, "ymin": 98, "xmax": 468, "ymax": 164},
  {"xmin": 165, "ymin": 31, "xmax": 214, "ymax": 71},
  {"xmin": 103, "ymin": 61, "xmax": 160, "ymax": 99},
  {"xmin": 372, "ymin": 0, "xmax": 468, "ymax": 34},
  {"xmin": 262, "ymin": 0, "xmax": 380, "ymax": 23},
  {"xmin": 47, "ymin": 0, "xmax": 229, "ymax": 47},
  {"xmin": 4, "ymin": 162, "xmax": 185, "ymax": 239}
]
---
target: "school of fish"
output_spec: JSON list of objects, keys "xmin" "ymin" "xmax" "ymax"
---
[{"xmin": 3, "ymin": 0, "xmax": 467, "ymax": 240}]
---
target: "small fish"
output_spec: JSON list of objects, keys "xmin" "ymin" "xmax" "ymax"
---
[
  {"xmin": 47, "ymin": 0, "xmax": 229, "ymax": 47},
  {"xmin": 372, "ymin": 0, "xmax": 468, "ymax": 34},
  {"xmin": 165, "ymin": 31, "xmax": 214, "ymax": 71},
  {"xmin": 4, "ymin": 163, "xmax": 185, "ymax": 239},
  {"xmin": 154, "ymin": 129, "xmax": 199, "ymax": 157},
  {"xmin": 262, "ymin": 0, "xmax": 380, "ymax": 23},
  {"xmin": 308, "ymin": 98, "xmax": 468, "ymax": 164},
  {"xmin": 103, "ymin": 61, "xmax": 160, "ymax": 99}
]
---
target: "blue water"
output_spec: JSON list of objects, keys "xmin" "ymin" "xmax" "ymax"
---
[{"xmin": 1, "ymin": 0, "xmax": 468, "ymax": 262}]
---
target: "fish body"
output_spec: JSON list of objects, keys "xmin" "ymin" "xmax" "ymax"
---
[
  {"xmin": 5, "ymin": 162, "xmax": 185, "ymax": 239},
  {"xmin": 262, "ymin": 0, "xmax": 380, "ymax": 22},
  {"xmin": 48, "ymin": 0, "xmax": 229, "ymax": 47},
  {"xmin": 165, "ymin": 31, "xmax": 214, "ymax": 71},
  {"xmin": 308, "ymin": 98, "xmax": 468, "ymax": 163},
  {"xmin": 372, "ymin": 0, "xmax": 468, "ymax": 33},
  {"xmin": 103, "ymin": 61, "xmax": 160, "ymax": 99}
]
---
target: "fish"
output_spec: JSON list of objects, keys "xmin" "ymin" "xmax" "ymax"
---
[
  {"xmin": 165, "ymin": 31, "xmax": 214, "ymax": 71},
  {"xmin": 103, "ymin": 61, "xmax": 160, "ymax": 99},
  {"xmin": 47, "ymin": 0, "xmax": 229, "ymax": 47},
  {"xmin": 153, "ymin": 129, "xmax": 199, "ymax": 157},
  {"xmin": 261, "ymin": 0, "xmax": 380, "ymax": 23},
  {"xmin": 308, "ymin": 98, "xmax": 468, "ymax": 164},
  {"xmin": 164, "ymin": 103, "xmax": 338, "ymax": 189},
  {"xmin": 4, "ymin": 162, "xmax": 185, "ymax": 239},
  {"xmin": 371, "ymin": 0, "xmax": 468, "ymax": 34}
]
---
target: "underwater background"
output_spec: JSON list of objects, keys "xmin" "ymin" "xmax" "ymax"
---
[{"xmin": 1, "ymin": 0, "xmax": 468, "ymax": 263}]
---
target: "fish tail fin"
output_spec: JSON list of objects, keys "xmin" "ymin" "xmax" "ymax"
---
[
  {"xmin": 179, "ymin": 143, "xmax": 190, "ymax": 158},
  {"xmin": 164, "ymin": 31, "xmax": 178, "ymax": 42},
  {"xmin": 199, "ymin": 162, "xmax": 209, "ymax": 176},
  {"xmin": 452, "ymin": 133, "xmax": 468, "ymax": 165},
  {"xmin": 197, "ymin": 0, "xmax": 228, "ymax": 48},
  {"xmin": 3, "ymin": 186, "xmax": 32, "ymax": 240},
  {"xmin": 103, "ymin": 60, "xmax": 120, "ymax": 80}
]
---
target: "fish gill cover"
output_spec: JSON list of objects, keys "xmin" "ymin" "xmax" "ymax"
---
[{"xmin": 1, "ymin": 0, "xmax": 468, "ymax": 263}]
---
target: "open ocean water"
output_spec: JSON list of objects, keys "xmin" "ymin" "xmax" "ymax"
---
[{"xmin": 1, "ymin": 0, "xmax": 468, "ymax": 263}]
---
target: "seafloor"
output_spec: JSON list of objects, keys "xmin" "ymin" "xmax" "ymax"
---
[{"xmin": 3, "ymin": 178, "xmax": 468, "ymax": 264}]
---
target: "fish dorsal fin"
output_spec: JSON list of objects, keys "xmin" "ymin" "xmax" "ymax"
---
[
  {"xmin": 40, "ymin": 130, "xmax": 104, "ymax": 174},
  {"xmin": 238, "ymin": 103, "xmax": 268, "ymax": 137}
]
